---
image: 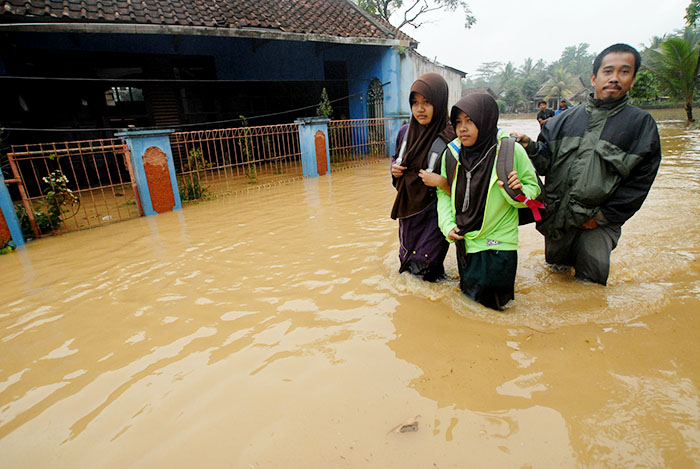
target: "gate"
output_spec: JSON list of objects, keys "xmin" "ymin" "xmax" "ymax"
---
[{"xmin": 7, "ymin": 138, "xmax": 141, "ymax": 239}]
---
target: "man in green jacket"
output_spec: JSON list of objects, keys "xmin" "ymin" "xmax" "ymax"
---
[{"xmin": 514, "ymin": 43, "xmax": 661, "ymax": 285}]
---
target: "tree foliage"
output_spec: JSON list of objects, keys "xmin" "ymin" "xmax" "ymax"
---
[
  {"xmin": 687, "ymin": 0, "xmax": 700, "ymax": 25},
  {"xmin": 552, "ymin": 43, "xmax": 596, "ymax": 80},
  {"xmin": 646, "ymin": 30, "xmax": 700, "ymax": 121},
  {"xmin": 358, "ymin": 0, "xmax": 475, "ymax": 29},
  {"xmin": 541, "ymin": 68, "xmax": 578, "ymax": 103}
]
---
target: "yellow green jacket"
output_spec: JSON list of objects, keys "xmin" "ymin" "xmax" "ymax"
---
[{"xmin": 436, "ymin": 131, "xmax": 541, "ymax": 253}]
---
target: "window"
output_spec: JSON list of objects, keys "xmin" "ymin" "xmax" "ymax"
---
[{"xmin": 105, "ymin": 87, "xmax": 144, "ymax": 106}]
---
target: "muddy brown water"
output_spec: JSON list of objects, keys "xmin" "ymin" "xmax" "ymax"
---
[{"xmin": 1, "ymin": 109, "xmax": 699, "ymax": 467}]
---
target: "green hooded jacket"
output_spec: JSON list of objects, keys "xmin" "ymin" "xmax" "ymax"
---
[{"xmin": 527, "ymin": 94, "xmax": 661, "ymax": 240}]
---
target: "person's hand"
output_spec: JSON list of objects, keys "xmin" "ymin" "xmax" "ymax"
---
[
  {"xmin": 497, "ymin": 170, "xmax": 522, "ymax": 190},
  {"xmin": 419, "ymin": 169, "xmax": 446, "ymax": 187},
  {"xmin": 580, "ymin": 218, "xmax": 599, "ymax": 230},
  {"xmin": 391, "ymin": 163, "xmax": 406, "ymax": 178},
  {"xmin": 510, "ymin": 132, "xmax": 531, "ymax": 148},
  {"xmin": 448, "ymin": 228, "xmax": 464, "ymax": 241}
]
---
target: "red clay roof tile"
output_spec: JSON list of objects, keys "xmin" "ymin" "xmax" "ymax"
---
[{"xmin": 1, "ymin": 0, "xmax": 416, "ymax": 44}]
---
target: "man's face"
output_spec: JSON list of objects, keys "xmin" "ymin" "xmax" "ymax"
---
[
  {"xmin": 538, "ymin": 103, "xmax": 546, "ymax": 111},
  {"xmin": 591, "ymin": 52, "xmax": 636, "ymax": 102},
  {"xmin": 559, "ymin": 101, "xmax": 567, "ymax": 109}
]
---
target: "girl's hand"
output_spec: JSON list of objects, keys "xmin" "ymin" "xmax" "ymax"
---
[
  {"xmin": 448, "ymin": 228, "xmax": 464, "ymax": 241},
  {"xmin": 418, "ymin": 170, "xmax": 447, "ymax": 189},
  {"xmin": 498, "ymin": 170, "xmax": 522, "ymax": 190},
  {"xmin": 391, "ymin": 163, "xmax": 407, "ymax": 178}
]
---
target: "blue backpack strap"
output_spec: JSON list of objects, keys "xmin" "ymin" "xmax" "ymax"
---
[{"xmin": 444, "ymin": 141, "xmax": 460, "ymax": 188}]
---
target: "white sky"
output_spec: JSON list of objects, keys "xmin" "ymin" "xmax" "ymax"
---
[{"xmin": 396, "ymin": 0, "xmax": 691, "ymax": 76}]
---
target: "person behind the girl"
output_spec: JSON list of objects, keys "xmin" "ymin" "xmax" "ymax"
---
[
  {"xmin": 390, "ymin": 73, "xmax": 456, "ymax": 281},
  {"xmin": 436, "ymin": 93, "xmax": 540, "ymax": 309}
]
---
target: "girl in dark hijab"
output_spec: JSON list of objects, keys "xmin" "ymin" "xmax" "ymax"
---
[
  {"xmin": 435, "ymin": 93, "xmax": 541, "ymax": 309},
  {"xmin": 390, "ymin": 72, "xmax": 456, "ymax": 281}
]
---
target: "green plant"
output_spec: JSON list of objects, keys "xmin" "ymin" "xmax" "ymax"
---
[
  {"xmin": 178, "ymin": 147, "xmax": 211, "ymax": 201},
  {"xmin": 16, "ymin": 204, "xmax": 54, "ymax": 238},
  {"xmin": 316, "ymin": 88, "xmax": 333, "ymax": 118},
  {"xmin": 0, "ymin": 238, "xmax": 15, "ymax": 255},
  {"xmin": 42, "ymin": 170, "xmax": 78, "ymax": 225},
  {"xmin": 264, "ymin": 137, "xmax": 283, "ymax": 175},
  {"xmin": 239, "ymin": 116, "xmax": 257, "ymax": 184}
]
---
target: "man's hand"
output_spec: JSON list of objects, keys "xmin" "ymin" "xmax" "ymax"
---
[
  {"xmin": 448, "ymin": 228, "xmax": 464, "ymax": 241},
  {"xmin": 510, "ymin": 133, "xmax": 531, "ymax": 148},
  {"xmin": 580, "ymin": 218, "xmax": 599, "ymax": 230},
  {"xmin": 391, "ymin": 163, "xmax": 406, "ymax": 178}
]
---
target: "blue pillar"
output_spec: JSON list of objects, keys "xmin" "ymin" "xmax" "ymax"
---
[
  {"xmin": 116, "ymin": 129, "xmax": 182, "ymax": 216},
  {"xmin": 0, "ymin": 173, "xmax": 25, "ymax": 247},
  {"xmin": 295, "ymin": 117, "xmax": 331, "ymax": 177}
]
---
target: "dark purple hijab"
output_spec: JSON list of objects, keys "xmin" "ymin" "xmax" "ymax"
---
[
  {"xmin": 391, "ymin": 73, "xmax": 456, "ymax": 220},
  {"xmin": 449, "ymin": 93, "xmax": 500, "ymax": 233}
]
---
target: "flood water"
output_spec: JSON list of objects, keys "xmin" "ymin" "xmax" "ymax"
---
[{"xmin": 1, "ymin": 108, "xmax": 699, "ymax": 467}]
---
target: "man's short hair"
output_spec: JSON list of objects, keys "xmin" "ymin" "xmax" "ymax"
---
[
  {"xmin": 538, "ymin": 100, "xmax": 547, "ymax": 106},
  {"xmin": 592, "ymin": 43, "xmax": 641, "ymax": 77}
]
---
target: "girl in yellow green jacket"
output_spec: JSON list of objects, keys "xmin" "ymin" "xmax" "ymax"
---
[{"xmin": 436, "ymin": 93, "xmax": 540, "ymax": 310}]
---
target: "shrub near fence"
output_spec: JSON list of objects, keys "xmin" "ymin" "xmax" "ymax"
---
[{"xmin": 170, "ymin": 123, "xmax": 303, "ymax": 199}]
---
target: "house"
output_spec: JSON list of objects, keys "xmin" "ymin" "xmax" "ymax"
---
[
  {"xmin": 409, "ymin": 50, "xmax": 466, "ymax": 108},
  {"xmin": 0, "ymin": 0, "xmax": 457, "ymax": 147}
]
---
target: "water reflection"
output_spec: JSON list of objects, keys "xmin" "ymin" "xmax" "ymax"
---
[{"xmin": 0, "ymin": 110, "xmax": 699, "ymax": 466}]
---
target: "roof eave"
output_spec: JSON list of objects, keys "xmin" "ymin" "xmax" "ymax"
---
[{"xmin": 0, "ymin": 22, "xmax": 411, "ymax": 47}]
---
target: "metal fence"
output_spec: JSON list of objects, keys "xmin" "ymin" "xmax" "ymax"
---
[
  {"xmin": 170, "ymin": 123, "xmax": 302, "ymax": 199},
  {"xmin": 328, "ymin": 118, "xmax": 392, "ymax": 168},
  {"xmin": 7, "ymin": 138, "xmax": 140, "ymax": 239},
  {"xmin": 3, "ymin": 118, "xmax": 399, "ymax": 239}
]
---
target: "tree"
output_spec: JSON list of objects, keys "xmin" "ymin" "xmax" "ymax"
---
[
  {"xmin": 494, "ymin": 62, "xmax": 517, "ymax": 95},
  {"xmin": 646, "ymin": 31, "xmax": 700, "ymax": 122},
  {"xmin": 628, "ymin": 68, "xmax": 660, "ymax": 104},
  {"xmin": 474, "ymin": 61, "xmax": 503, "ymax": 84},
  {"xmin": 541, "ymin": 68, "xmax": 577, "ymax": 103},
  {"xmin": 687, "ymin": 0, "xmax": 700, "ymax": 26},
  {"xmin": 358, "ymin": 0, "xmax": 476, "ymax": 29},
  {"xmin": 552, "ymin": 43, "xmax": 596, "ymax": 80}
]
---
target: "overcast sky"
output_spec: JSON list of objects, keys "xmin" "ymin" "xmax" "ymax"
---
[{"xmin": 397, "ymin": 0, "xmax": 691, "ymax": 77}]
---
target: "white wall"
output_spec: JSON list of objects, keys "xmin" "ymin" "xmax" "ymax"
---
[{"xmin": 409, "ymin": 50, "xmax": 464, "ymax": 109}]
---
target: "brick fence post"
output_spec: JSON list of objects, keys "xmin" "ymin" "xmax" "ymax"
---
[
  {"xmin": 295, "ymin": 117, "xmax": 331, "ymax": 177},
  {"xmin": 116, "ymin": 129, "xmax": 182, "ymax": 216}
]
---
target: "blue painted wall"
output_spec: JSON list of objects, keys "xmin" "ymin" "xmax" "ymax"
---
[{"xmin": 4, "ymin": 32, "xmax": 408, "ymax": 120}]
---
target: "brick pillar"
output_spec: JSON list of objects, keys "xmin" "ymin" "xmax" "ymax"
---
[
  {"xmin": 0, "ymin": 173, "xmax": 25, "ymax": 247},
  {"xmin": 116, "ymin": 129, "xmax": 182, "ymax": 216},
  {"xmin": 295, "ymin": 117, "xmax": 330, "ymax": 177}
]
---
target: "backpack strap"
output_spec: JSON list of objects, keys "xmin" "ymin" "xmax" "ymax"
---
[
  {"xmin": 496, "ymin": 137, "xmax": 546, "ymax": 222},
  {"xmin": 425, "ymin": 137, "xmax": 448, "ymax": 173},
  {"xmin": 444, "ymin": 141, "xmax": 460, "ymax": 188}
]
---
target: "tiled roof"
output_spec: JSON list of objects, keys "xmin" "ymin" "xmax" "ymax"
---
[{"xmin": 0, "ymin": 0, "xmax": 416, "ymax": 44}]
